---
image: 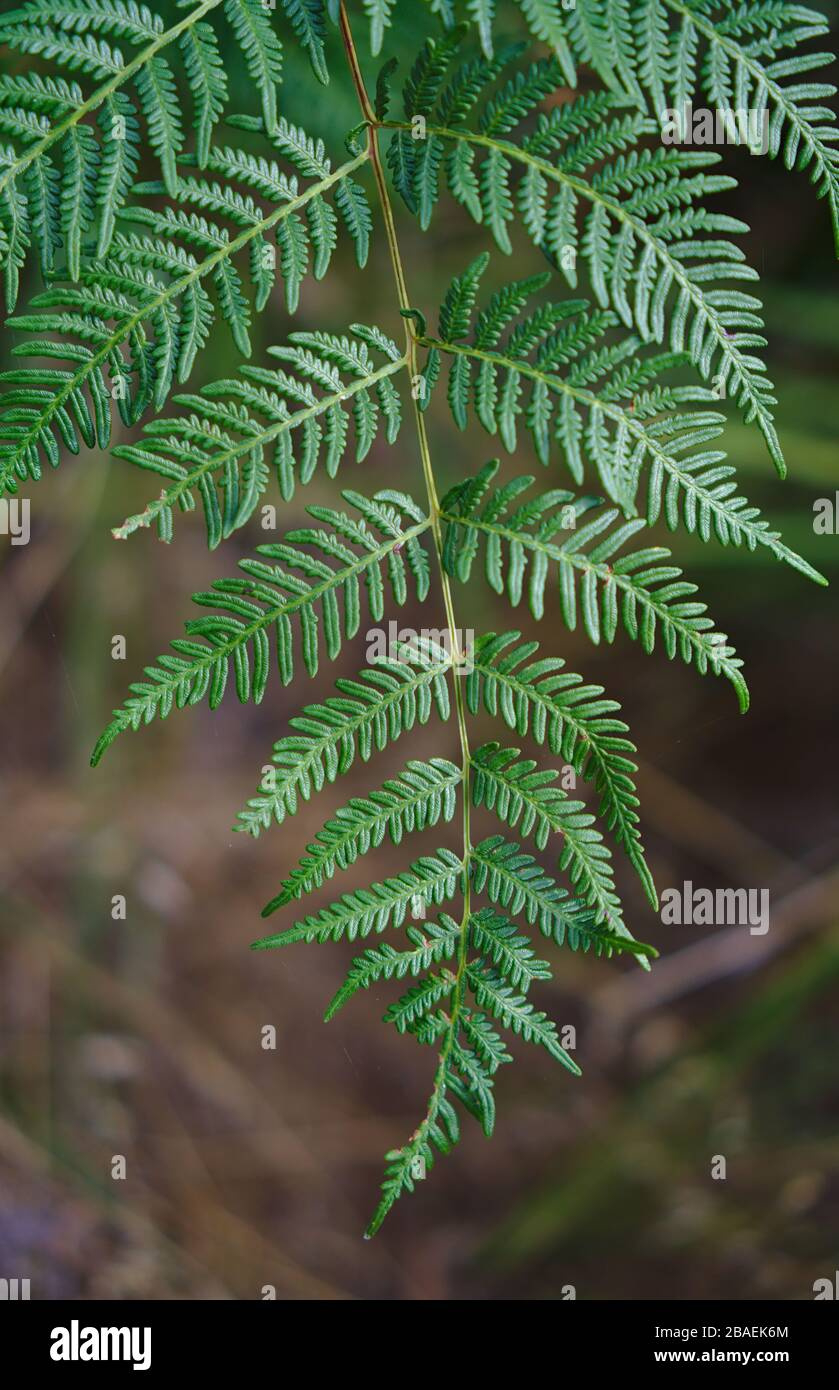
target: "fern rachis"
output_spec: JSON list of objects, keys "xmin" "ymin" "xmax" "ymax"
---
[{"xmin": 2, "ymin": 1, "xmax": 833, "ymax": 1233}]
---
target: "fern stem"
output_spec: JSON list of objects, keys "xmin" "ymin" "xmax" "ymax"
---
[
  {"xmin": 0, "ymin": 0, "xmax": 226, "ymax": 202},
  {"xmin": 339, "ymin": 0, "xmax": 475, "ymax": 1236}
]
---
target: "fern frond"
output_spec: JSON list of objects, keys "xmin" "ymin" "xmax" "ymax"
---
[
  {"xmin": 446, "ymin": 1034, "xmax": 501, "ymax": 1136},
  {"xmin": 468, "ymin": 905, "xmax": 552, "ymax": 988},
  {"xmin": 112, "ymin": 323, "xmax": 407, "ymax": 545},
  {"xmin": 456, "ymin": 1008, "xmax": 511, "ymax": 1075},
  {"xmin": 466, "ymin": 960, "xmax": 579, "ymax": 1072},
  {"xmin": 467, "ymin": 629, "xmax": 656, "ymax": 906},
  {"xmin": 253, "ymin": 848, "xmax": 465, "ymax": 945},
  {"xmin": 471, "ymin": 739, "xmax": 629, "ymax": 934},
  {"xmin": 565, "ymin": 0, "xmax": 839, "ymax": 252},
  {"xmin": 439, "ymin": 459, "xmax": 750, "ymax": 711},
  {"xmin": 0, "ymin": 138, "xmax": 370, "ymax": 495},
  {"xmin": 365, "ymin": 886, "xmax": 585, "ymax": 1236},
  {"xmin": 127, "ymin": 115, "xmax": 373, "ymax": 319},
  {"xmin": 366, "ymin": 1080, "xmax": 460, "ymax": 1237},
  {"xmin": 71, "ymin": 0, "xmax": 828, "ymax": 1237},
  {"xmin": 90, "ymin": 487, "xmax": 432, "ymax": 763},
  {"xmin": 326, "ymin": 913, "xmax": 463, "ymax": 1020},
  {"xmin": 469, "ymin": 834, "xmax": 656, "ymax": 962},
  {"xmin": 0, "ymin": 0, "xmax": 342, "ymax": 301},
  {"xmin": 413, "ymin": 3, "xmax": 839, "ymax": 250},
  {"xmin": 385, "ymin": 33, "xmax": 785, "ymax": 470},
  {"xmin": 422, "ymin": 259, "xmax": 824, "ymax": 582},
  {"xmin": 261, "ymin": 757, "xmax": 463, "ymax": 912},
  {"xmin": 237, "ymin": 647, "xmax": 451, "ymax": 837}
]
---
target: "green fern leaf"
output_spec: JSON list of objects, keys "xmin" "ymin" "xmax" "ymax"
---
[
  {"xmin": 469, "ymin": 906, "xmax": 552, "ymax": 988},
  {"xmin": 91, "ymin": 488, "xmax": 432, "ymax": 763},
  {"xmin": 467, "ymin": 629, "xmax": 657, "ymax": 906},
  {"xmin": 566, "ymin": 0, "xmax": 839, "ymax": 251},
  {"xmin": 0, "ymin": 0, "xmax": 346, "ymax": 300},
  {"xmin": 466, "ymin": 960, "xmax": 580, "ymax": 1073},
  {"xmin": 0, "ymin": 135, "xmax": 371, "ymax": 495},
  {"xmin": 237, "ymin": 648, "xmax": 451, "ymax": 837},
  {"xmin": 253, "ymin": 848, "xmax": 464, "ymax": 946},
  {"xmin": 471, "ymin": 739, "xmax": 630, "ymax": 934},
  {"xmin": 422, "ymin": 257, "xmax": 823, "ymax": 583},
  {"xmin": 440, "ymin": 459, "xmax": 751, "ymax": 710},
  {"xmin": 386, "ymin": 34, "xmax": 786, "ymax": 469},
  {"xmin": 261, "ymin": 758, "xmax": 462, "ymax": 912},
  {"xmin": 325, "ymin": 915, "xmax": 463, "ymax": 1021},
  {"xmin": 470, "ymin": 835, "xmax": 655, "ymax": 962},
  {"xmin": 112, "ymin": 325, "xmax": 407, "ymax": 544}
]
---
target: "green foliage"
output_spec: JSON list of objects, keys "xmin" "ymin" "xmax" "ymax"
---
[
  {"xmin": 470, "ymin": 738, "xmax": 631, "ymax": 933},
  {"xmin": 1, "ymin": 1, "xmax": 830, "ymax": 1231},
  {"xmin": 325, "ymin": 913, "xmax": 463, "ymax": 1019},
  {"xmin": 440, "ymin": 458, "xmax": 750, "ymax": 708},
  {"xmin": 385, "ymin": 32, "xmax": 786, "ymax": 471},
  {"xmin": 369, "ymin": 2, "xmax": 839, "ymax": 250},
  {"xmin": 469, "ymin": 835, "xmax": 655, "ymax": 959},
  {"xmin": 238, "ymin": 645, "xmax": 451, "ymax": 836},
  {"xmin": 466, "ymin": 630, "xmax": 656, "ymax": 906},
  {"xmin": 565, "ymin": 0, "xmax": 839, "ymax": 251},
  {"xmin": 112, "ymin": 323, "xmax": 405, "ymax": 544},
  {"xmin": 253, "ymin": 846, "xmax": 464, "ymax": 944},
  {"xmin": 261, "ymin": 756, "xmax": 463, "ymax": 911},
  {"xmin": 423, "ymin": 254, "xmax": 823, "ymax": 577},
  {"xmin": 0, "ymin": 0, "xmax": 327, "ymax": 307},
  {"xmin": 0, "ymin": 119, "xmax": 371, "ymax": 495},
  {"xmin": 91, "ymin": 486, "xmax": 433, "ymax": 763}
]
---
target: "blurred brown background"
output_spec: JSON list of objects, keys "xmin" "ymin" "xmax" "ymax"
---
[{"xmin": 1, "ymin": 2, "xmax": 838, "ymax": 1300}]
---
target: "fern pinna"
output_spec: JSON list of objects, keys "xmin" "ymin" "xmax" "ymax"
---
[{"xmin": 2, "ymin": 2, "xmax": 833, "ymax": 1232}]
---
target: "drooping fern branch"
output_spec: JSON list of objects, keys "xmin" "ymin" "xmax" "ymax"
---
[{"xmin": 2, "ymin": 2, "xmax": 831, "ymax": 1231}]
